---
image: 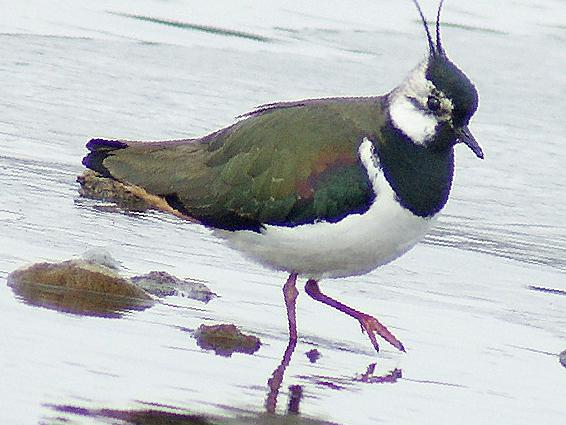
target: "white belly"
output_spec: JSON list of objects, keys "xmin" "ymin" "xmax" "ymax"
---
[{"xmin": 216, "ymin": 138, "xmax": 437, "ymax": 279}]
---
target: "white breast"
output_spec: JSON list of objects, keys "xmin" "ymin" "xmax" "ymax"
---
[{"xmin": 217, "ymin": 138, "xmax": 436, "ymax": 279}]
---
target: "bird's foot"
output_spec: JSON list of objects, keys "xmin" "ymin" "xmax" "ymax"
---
[{"xmin": 358, "ymin": 313, "xmax": 405, "ymax": 353}]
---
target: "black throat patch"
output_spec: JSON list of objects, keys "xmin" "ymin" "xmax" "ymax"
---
[{"xmin": 377, "ymin": 121, "xmax": 454, "ymax": 217}]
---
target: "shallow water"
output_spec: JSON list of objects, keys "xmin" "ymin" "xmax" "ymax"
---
[{"xmin": 1, "ymin": 0, "xmax": 565, "ymax": 424}]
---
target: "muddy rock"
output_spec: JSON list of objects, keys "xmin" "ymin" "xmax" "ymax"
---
[
  {"xmin": 7, "ymin": 260, "xmax": 154, "ymax": 317},
  {"xmin": 77, "ymin": 170, "xmax": 151, "ymax": 211},
  {"xmin": 131, "ymin": 271, "xmax": 217, "ymax": 302},
  {"xmin": 194, "ymin": 324, "xmax": 261, "ymax": 357}
]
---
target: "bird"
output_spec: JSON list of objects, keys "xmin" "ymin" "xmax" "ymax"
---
[{"xmin": 81, "ymin": 0, "xmax": 483, "ymax": 354}]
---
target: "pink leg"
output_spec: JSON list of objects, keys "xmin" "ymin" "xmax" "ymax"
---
[
  {"xmin": 265, "ymin": 273, "xmax": 299, "ymax": 413},
  {"xmin": 282, "ymin": 273, "xmax": 299, "ymax": 341},
  {"xmin": 304, "ymin": 279, "xmax": 405, "ymax": 353}
]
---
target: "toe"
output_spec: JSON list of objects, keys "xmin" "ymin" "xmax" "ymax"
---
[{"xmin": 360, "ymin": 315, "xmax": 405, "ymax": 353}]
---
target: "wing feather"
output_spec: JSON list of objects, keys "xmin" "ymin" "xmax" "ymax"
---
[{"xmin": 84, "ymin": 97, "xmax": 386, "ymax": 231}]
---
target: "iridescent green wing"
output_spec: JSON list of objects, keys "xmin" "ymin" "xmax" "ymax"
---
[{"xmin": 99, "ymin": 97, "xmax": 386, "ymax": 231}]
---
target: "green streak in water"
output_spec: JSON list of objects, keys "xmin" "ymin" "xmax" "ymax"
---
[
  {"xmin": 423, "ymin": 20, "xmax": 508, "ymax": 35},
  {"xmin": 112, "ymin": 12, "xmax": 273, "ymax": 42}
]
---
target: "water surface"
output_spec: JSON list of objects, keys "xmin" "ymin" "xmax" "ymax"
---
[{"xmin": 1, "ymin": 0, "xmax": 565, "ymax": 424}]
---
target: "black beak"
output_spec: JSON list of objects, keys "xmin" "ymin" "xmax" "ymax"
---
[{"xmin": 456, "ymin": 126, "xmax": 484, "ymax": 159}]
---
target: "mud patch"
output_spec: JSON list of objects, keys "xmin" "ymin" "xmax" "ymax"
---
[{"xmin": 194, "ymin": 324, "xmax": 261, "ymax": 357}]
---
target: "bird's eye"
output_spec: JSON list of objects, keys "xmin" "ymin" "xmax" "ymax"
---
[{"xmin": 427, "ymin": 96, "xmax": 441, "ymax": 112}]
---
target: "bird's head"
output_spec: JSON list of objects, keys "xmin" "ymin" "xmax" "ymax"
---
[{"xmin": 388, "ymin": 0, "xmax": 483, "ymax": 159}]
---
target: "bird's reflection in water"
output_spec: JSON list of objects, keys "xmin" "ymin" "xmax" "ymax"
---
[
  {"xmin": 287, "ymin": 385, "xmax": 303, "ymax": 414},
  {"xmin": 265, "ymin": 273, "xmax": 300, "ymax": 413},
  {"xmin": 47, "ymin": 404, "xmax": 210, "ymax": 425},
  {"xmin": 265, "ymin": 341, "xmax": 402, "ymax": 411},
  {"xmin": 264, "ymin": 273, "xmax": 402, "ymax": 414},
  {"xmin": 47, "ymin": 403, "xmax": 334, "ymax": 424},
  {"xmin": 355, "ymin": 363, "xmax": 402, "ymax": 383},
  {"xmin": 265, "ymin": 336, "xmax": 298, "ymax": 413}
]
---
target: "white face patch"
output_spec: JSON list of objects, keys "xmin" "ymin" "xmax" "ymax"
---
[{"xmin": 389, "ymin": 60, "xmax": 444, "ymax": 145}]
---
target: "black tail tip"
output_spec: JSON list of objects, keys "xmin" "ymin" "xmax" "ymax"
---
[
  {"xmin": 83, "ymin": 138, "xmax": 128, "ymax": 177},
  {"xmin": 86, "ymin": 138, "xmax": 128, "ymax": 152}
]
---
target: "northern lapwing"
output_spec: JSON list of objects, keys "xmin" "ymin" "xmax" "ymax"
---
[{"xmin": 82, "ymin": 0, "xmax": 483, "ymax": 353}]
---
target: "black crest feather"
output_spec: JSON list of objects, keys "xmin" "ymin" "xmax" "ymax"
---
[
  {"xmin": 436, "ymin": 0, "xmax": 446, "ymax": 54},
  {"xmin": 411, "ymin": 0, "xmax": 447, "ymax": 56},
  {"xmin": 411, "ymin": 0, "xmax": 436, "ymax": 55}
]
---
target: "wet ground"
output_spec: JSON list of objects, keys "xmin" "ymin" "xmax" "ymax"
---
[{"xmin": 1, "ymin": 0, "xmax": 566, "ymax": 424}]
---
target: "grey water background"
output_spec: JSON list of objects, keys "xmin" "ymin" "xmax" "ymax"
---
[{"xmin": 1, "ymin": 0, "xmax": 565, "ymax": 423}]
